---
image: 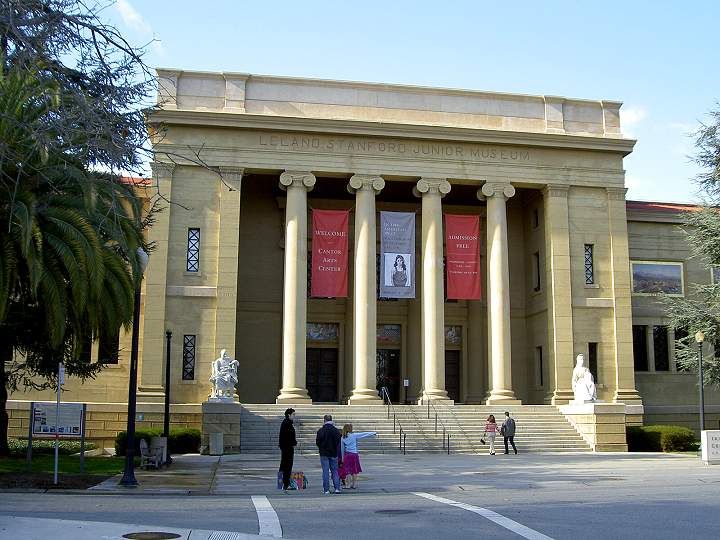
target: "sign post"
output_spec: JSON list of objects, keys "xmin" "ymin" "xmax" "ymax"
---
[{"xmin": 54, "ymin": 363, "xmax": 65, "ymax": 485}]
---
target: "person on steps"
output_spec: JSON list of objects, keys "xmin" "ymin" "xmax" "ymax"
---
[
  {"xmin": 340, "ymin": 424, "xmax": 377, "ymax": 490},
  {"xmin": 278, "ymin": 408, "xmax": 297, "ymax": 493},
  {"xmin": 483, "ymin": 414, "xmax": 499, "ymax": 455},
  {"xmin": 501, "ymin": 411, "xmax": 518, "ymax": 455},
  {"xmin": 316, "ymin": 414, "xmax": 342, "ymax": 494}
]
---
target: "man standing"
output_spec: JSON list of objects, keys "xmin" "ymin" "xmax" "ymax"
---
[
  {"xmin": 501, "ymin": 411, "xmax": 518, "ymax": 455},
  {"xmin": 278, "ymin": 408, "xmax": 297, "ymax": 493},
  {"xmin": 316, "ymin": 414, "xmax": 342, "ymax": 494}
]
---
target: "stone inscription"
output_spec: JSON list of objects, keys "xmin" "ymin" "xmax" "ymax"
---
[{"xmin": 258, "ymin": 134, "xmax": 531, "ymax": 163}]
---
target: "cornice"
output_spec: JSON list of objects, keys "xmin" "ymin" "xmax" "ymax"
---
[{"xmin": 148, "ymin": 110, "xmax": 637, "ymax": 155}]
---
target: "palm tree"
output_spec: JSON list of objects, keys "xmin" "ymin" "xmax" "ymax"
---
[{"xmin": 0, "ymin": 66, "xmax": 145, "ymax": 454}]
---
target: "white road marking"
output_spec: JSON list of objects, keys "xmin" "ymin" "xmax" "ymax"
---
[
  {"xmin": 251, "ymin": 495, "xmax": 283, "ymax": 538},
  {"xmin": 414, "ymin": 492, "xmax": 554, "ymax": 540}
]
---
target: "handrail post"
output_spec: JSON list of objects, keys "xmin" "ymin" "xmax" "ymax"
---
[
  {"xmin": 447, "ymin": 434, "xmax": 450, "ymax": 455},
  {"xmin": 403, "ymin": 433, "xmax": 407, "ymax": 455},
  {"xmin": 393, "ymin": 414, "xmax": 396, "ymax": 434},
  {"xmin": 427, "ymin": 394, "xmax": 430, "ymax": 419},
  {"xmin": 443, "ymin": 427, "xmax": 446, "ymax": 449},
  {"xmin": 399, "ymin": 427, "xmax": 402, "ymax": 451},
  {"xmin": 435, "ymin": 413, "xmax": 437, "ymax": 433}
]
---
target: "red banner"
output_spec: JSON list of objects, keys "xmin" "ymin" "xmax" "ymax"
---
[
  {"xmin": 311, "ymin": 210, "xmax": 349, "ymax": 298},
  {"xmin": 445, "ymin": 214, "xmax": 482, "ymax": 300}
]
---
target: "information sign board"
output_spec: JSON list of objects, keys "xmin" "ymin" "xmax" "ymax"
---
[{"xmin": 32, "ymin": 402, "xmax": 84, "ymax": 437}]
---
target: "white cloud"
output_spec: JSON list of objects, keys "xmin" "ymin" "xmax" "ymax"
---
[
  {"xmin": 115, "ymin": 0, "xmax": 151, "ymax": 35},
  {"xmin": 620, "ymin": 106, "xmax": 647, "ymax": 137}
]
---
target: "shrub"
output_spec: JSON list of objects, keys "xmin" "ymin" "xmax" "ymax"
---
[
  {"xmin": 8, "ymin": 438, "xmax": 97, "ymax": 457},
  {"xmin": 115, "ymin": 428, "xmax": 201, "ymax": 456},
  {"xmin": 626, "ymin": 425, "xmax": 696, "ymax": 452}
]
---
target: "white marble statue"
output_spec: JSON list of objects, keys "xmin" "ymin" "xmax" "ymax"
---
[
  {"xmin": 209, "ymin": 349, "xmax": 239, "ymax": 401},
  {"xmin": 571, "ymin": 353, "xmax": 597, "ymax": 404}
]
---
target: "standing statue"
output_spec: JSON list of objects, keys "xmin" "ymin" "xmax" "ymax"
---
[
  {"xmin": 209, "ymin": 349, "xmax": 239, "ymax": 401},
  {"xmin": 571, "ymin": 353, "xmax": 597, "ymax": 404}
]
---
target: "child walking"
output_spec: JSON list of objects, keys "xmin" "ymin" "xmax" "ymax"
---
[
  {"xmin": 482, "ymin": 414, "xmax": 500, "ymax": 455},
  {"xmin": 340, "ymin": 424, "xmax": 376, "ymax": 490}
]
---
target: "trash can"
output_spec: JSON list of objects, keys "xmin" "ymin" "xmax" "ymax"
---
[
  {"xmin": 150, "ymin": 436, "xmax": 168, "ymax": 464},
  {"xmin": 209, "ymin": 432, "xmax": 224, "ymax": 455}
]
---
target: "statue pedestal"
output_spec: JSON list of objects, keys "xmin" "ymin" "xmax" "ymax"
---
[
  {"xmin": 558, "ymin": 402, "xmax": 629, "ymax": 452},
  {"xmin": 201, "ymin": 400, "xmax": 242, "ymax": 454}
]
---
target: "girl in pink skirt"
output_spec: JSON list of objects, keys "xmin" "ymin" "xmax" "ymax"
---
[{"xmin": 340, "ymin": 424, "xmax": 377, "ymax": 490}]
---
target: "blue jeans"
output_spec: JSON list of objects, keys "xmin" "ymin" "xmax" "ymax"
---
[{"xmin": 320, "ymin": 455, "xmax": 340, "ymax": 492}]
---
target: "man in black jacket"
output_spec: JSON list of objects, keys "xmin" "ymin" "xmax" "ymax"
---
[
  {"xmin": 278, "ymin": 408, "xmax": 297, "ymax": 492},
  {"xmin": 316, "ymin": 414, "xmax": 342, "ymax": 494}
]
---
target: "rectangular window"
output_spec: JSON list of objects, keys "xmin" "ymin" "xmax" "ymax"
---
[
  {"xmin": 632, "ymin": 325, "xmax": 648, "ymax": 371},
  {"xmin": 588, "ymin": 342, "xmax": 599, "ymax": 383},
  {"xmin": 182, "ymin": 335, "xmax": 196, "ymax": 380},
  {"xmin": 584, "ymin": 244, "xmax": 595, "ymax": 285},
  {"xmin": 186, "ymin": 228, "xmax": 200, "ymax": 272},
  {"xmin": 536, "ymin": 346, "xmax": 544, "ymax": 387},
  {"xmin": 533, "ymin": 252, "xmax": 541, "ymax": 292},
  {"xmin": 653, "ymin": 326, "xmax": 669, "ymax": 371},
  {"xmin": 98, "ymin": 329, "xmax": 120, "ymax": 364}
]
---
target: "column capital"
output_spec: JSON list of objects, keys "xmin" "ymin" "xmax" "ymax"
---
[
  {"xmin": 414, "ymin": 177, "xmax": 451, "ymax": 197},
  {"xmin": 217, "ymin": 166, "xmax": 244, "ymax": 192},
  {"xmin": 150, "ymin": 161, "xmax": 176, "ymax": 181},
  {"xmin": 279, "ymin": 170, "xmax": 316, "ymax": 191},
  {"xmin": 348, "ymin": 174, "xmax": 385, "ymax": 194},
  {"xmin": 543, "ymin": 184, "xmax": 569, "ymax": 199},
  {"xmin": 479, "ymin": 182, "xmax": 515, "ymax": 200},
  {"xmin": 606, "ymin": 187, "xmax": 628, "ymax": 201}
]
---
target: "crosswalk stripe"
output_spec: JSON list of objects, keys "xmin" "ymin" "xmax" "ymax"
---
[
  {"xmin": 251, "ymin": 495, "xmax": 283, "ymax": 538},
  {"xmin": 413, "ymin": 492, "xmax": 554, "ymax": 540}
]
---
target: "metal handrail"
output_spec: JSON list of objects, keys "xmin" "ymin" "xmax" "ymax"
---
[
  {"xmin": 380, "ymin": 386, "xmax": 407, "ymax": 455},
  {"xmin": 422, "ymin": 391, "xmax": 451, "ymax": 455}
]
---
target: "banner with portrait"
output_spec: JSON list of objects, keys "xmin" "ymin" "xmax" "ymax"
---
[
  {"xmin": 380, "ymin": 211, "xmax": 416, "ymax": 299},
  {"xmin": 445, "ymin": 214, "xmax": 482, "ymax": 300},
  {"xmin": 311, "ymin": 209, "xmax": 349, "ymax": 297}
]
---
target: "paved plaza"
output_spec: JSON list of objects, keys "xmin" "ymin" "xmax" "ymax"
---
[{"xmin": 1, "ymin": 452, "xmax": 718, "ymax": 539}]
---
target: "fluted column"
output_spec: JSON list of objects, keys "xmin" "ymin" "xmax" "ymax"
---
[
  {"xmin": 415, "ymin": 178, "xmax": 452, "ymax": 402},
  {"xmin": 276, "ymin": 171, "xmax": 315, "ymax": 403},
  {"xmin": 480, "ymin": 182, "xmax": 520, "ymax": 404},
  {"xmin": 348, "ymin": 174, "xmax": 385, "ymax": 404}
]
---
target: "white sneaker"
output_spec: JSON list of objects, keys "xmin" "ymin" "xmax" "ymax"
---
[
  {"xmin": 334, "ymin": 489, "xmax": 342, "ymax": 494},
  {"xmin": 323, "ymin": 491, "xmax": 330, "ymax": 495}
]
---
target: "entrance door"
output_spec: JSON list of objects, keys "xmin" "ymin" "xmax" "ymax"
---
[
  {"xmin": 445, "ymin": 350, "xmax": 461, "ymax": 402},
  {"xmin": 376, "ymin": 349, "xmax": 401, "ymax": 403},
  {"xmin": 306, "ymin": 348, "xmax": 338, "ymax": 402}
]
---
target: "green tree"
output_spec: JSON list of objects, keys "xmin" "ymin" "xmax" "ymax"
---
[
  {"xmin": 0, "ymin": 65, "xmax": 145, "ymax": 455},
  {"xmin": 665, "ymin": 107, "xmax": 720, "ymax": 387}
]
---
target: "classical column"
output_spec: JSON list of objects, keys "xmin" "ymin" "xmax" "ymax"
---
[
  {"xmin": 214, "ymin": 167, "xmax": 243, "ymax": 364},
  {"xmin": 348, "ymin": 175, "xmax": 385, "ymax": 404},
  {"xmin": 138, "ymin": 161, "xmax": 176, "ymax": 401},
  {"xmin": 415, "ymin": 178, "xmax": 452, "ymax": 402},
  {"xmin": 480, "ymin": 182, "xmax": 520, "ymax": 404},
  {"xmin": 543, "ymin": 184, "xmax": 575, "ymax": 404},
  {"xmin": 276, "ymin": 171, "xmax": 315, "ymax": 403},
  {"xmin": 606, "ymin": 187, "xmax": 642, "ymax": 403}
]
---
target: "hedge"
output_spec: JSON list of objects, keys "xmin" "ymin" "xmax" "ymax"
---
[
  {"xmin": 115, "ymin": 428, "xmax": 201, "ymax": 456},
  {"xmin": 8, "ymin": 438, "xmax": 97, "ymax": 457},
  {"xmin": 627, "ymin": 425, "xmax": 696, "ymax": 452}
]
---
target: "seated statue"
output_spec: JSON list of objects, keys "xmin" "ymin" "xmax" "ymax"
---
[
  {"xmin": 571, "ymin": 353, "xmax": 597, "ymax": 404},
  {"xmin": 209, "ymin": 349, "xmax": 239, "ymax": 402}
]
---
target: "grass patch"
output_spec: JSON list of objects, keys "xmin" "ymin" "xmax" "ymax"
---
[{"xmin": 0, "ymin": 455, "xmax": 128, "ymax": 489}]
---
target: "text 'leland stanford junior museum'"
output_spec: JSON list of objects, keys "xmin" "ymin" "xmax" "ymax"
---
[{"xmin": 9, "ymin": 70, "xmax": 719, "ymax": 450}]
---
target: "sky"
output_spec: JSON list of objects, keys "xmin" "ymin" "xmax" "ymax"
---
[{"xmin": 107, "ymin": 0, "xmax": 720, "ymax": 203}]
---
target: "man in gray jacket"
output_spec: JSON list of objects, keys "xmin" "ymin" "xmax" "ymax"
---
[{"xmin": 501, "ymin": 411, "xmax": 517, "ymax": 454}]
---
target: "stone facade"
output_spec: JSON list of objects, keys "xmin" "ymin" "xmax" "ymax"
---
[{"xmin": 8, "ymin": 70, "xmax": 712, "ymax": 444}]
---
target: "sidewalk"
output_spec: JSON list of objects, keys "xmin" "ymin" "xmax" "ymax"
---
[{"xmin": 0, "ymin": 516, "xmax": 261, "ymax": 540}]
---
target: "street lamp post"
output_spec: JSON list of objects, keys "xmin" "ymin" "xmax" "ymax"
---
[
  {"xmin": 163, "ymin": 330, "xmax": 172, "ymax": 465},
  {"xmin": 695, "ymin": 331, "xmax": 706, "ymax": 433},
  {"xmin": 120, "ymin": 248, "xmax": 149, "ymax": 487}
]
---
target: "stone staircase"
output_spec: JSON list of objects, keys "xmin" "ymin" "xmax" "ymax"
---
[{"xmin": 238, "ymin": 404, "xmax": 591, "ymax": 454}]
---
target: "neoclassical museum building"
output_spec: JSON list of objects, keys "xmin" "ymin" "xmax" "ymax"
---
[{"xmin": 8, "ymin": 70, "xmax": 719, "ymax": 442}]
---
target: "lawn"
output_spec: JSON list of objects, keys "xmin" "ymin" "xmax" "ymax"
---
[{"xmin": 0, "ymin": 454, "xmax": 128, "ymax": 489}]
